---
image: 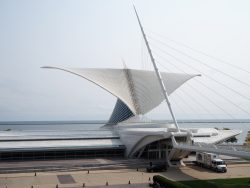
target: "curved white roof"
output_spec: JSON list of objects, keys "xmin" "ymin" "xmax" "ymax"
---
[{"xmin": 42, "ymin": 67, "xmax": 199, "ymax": 115}]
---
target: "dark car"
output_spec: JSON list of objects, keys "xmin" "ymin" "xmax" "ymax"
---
[{"xmin": 146, "ymin": 163, "xmax": 168, "ymax": 172}]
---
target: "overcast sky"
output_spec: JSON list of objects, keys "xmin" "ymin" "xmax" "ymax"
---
[{"xmin": 0, "ymin": 0, "xmax": 250, "ymax": 121}]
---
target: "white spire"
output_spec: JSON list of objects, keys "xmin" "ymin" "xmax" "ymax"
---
[{"xmin": 133, "ymin": 5, "xmax": 180, "ymax": 132}]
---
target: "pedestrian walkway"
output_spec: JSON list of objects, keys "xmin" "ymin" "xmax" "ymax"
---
[
  {"xmin": 172, "ymin": 136, "xmax": 250, "ymax": 158},
  {"xmin": 0, "ymin": 164, "xmax": 250, "ymax": 188}
]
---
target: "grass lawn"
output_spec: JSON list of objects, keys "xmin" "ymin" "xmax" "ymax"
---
[{"xmin": 180, "ymin": 177, "xmax": 250, "ymax": 188}]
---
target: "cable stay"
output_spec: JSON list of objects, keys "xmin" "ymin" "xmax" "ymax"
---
[
  {"xmin": 141, "ymin": 36, "xmax": 147, "ymax": 70},
  {"xmin": 170, "ymin": 91, "xmax": 211, "ymax": 119},
  {"xmin": 154, "ymin": 57, "xmax": 231, "ymax": 118},
  {"xmin": 154, "ymin": 54, "xmax": 247, "ymax": 117},
  {"xmin": 155, "ymin": 52, "xmax": 249, "ymax": 116},
  {"xmin": 148, "ymin": 36, "xmax": 250, "ymax": 88},
  {"xmin": 135, "ymin": 11, "xmax": 249, "ymax": 119},
  {"xmin": 155, "ymin": 59, "xmax": 224, "ymax": 119},
  {"xmin": 150, "ymin": 44, "xmax": 250, "ymax": 102},
  {"xmin": 185, "ymin": 83, "xmax": 235, "ymax": 119},
  {"xmin": 181, "ymin": 90, "xmax": 222, "ymax": 119},
  {"xmin": 145, "ymin": 28, "xmax": 250, "ymax": 75},
  {"xmin": 194, "ymin": 79, "xmax": 250, "ymax": 116},
  {"xmin": 169, "ymin": 95, "xmax": 186, "ymax": 117},
  {"xmin": 159, "ymin": 56, "xmax": 220, "ymax": 119},
  {"xmin": 176, "ymin": 88, "xmax": 221, "ymax": 120},
  {"xmin": 157, "ymin": 61, "xmax": 235, "ymax": 119},
  {"xmin": 172, "ymin": 92, "xmax": 199, "ymax": 116}
]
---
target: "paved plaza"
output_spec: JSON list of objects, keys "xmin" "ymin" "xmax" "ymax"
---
[{"xmin": 0, "ymin": 163, "xmax": 250, "ymax": 188}]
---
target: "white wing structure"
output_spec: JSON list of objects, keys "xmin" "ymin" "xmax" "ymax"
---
[
  {"xmin": 43, "ymin": 66, "xmax": 199, "ymax": 116},
  {"xmin": 41, "ymin": 66, "xmax": 247, "ymax": 161}
]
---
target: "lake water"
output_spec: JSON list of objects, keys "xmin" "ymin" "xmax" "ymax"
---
[{"xmin": 0, "ymin": 120, "xmax": 249, "ymax": 144}]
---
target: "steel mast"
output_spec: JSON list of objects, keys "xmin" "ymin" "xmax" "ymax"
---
[{"xmin": 133, "ymin": 6, "xmax": 180, "ymax": 132}]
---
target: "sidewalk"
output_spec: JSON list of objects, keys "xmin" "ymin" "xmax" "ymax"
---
[{"xmin": 0, "ymin": 164, "xmax": 250, "ymax": 188}]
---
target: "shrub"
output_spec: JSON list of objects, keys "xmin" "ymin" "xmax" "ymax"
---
[{"xmin": 153, "ymin": 175, "xmax": 190, "ymax": 188}]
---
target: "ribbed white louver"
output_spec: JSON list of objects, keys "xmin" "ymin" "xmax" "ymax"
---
[{"xmin": 42, "ymin": 67, "xmax": 199, "ymax": 115}]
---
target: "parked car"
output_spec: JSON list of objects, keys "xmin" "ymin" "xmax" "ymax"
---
[{"xmin": 147, "ymin": 163, "xmax": 168, "ymax": 172}]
